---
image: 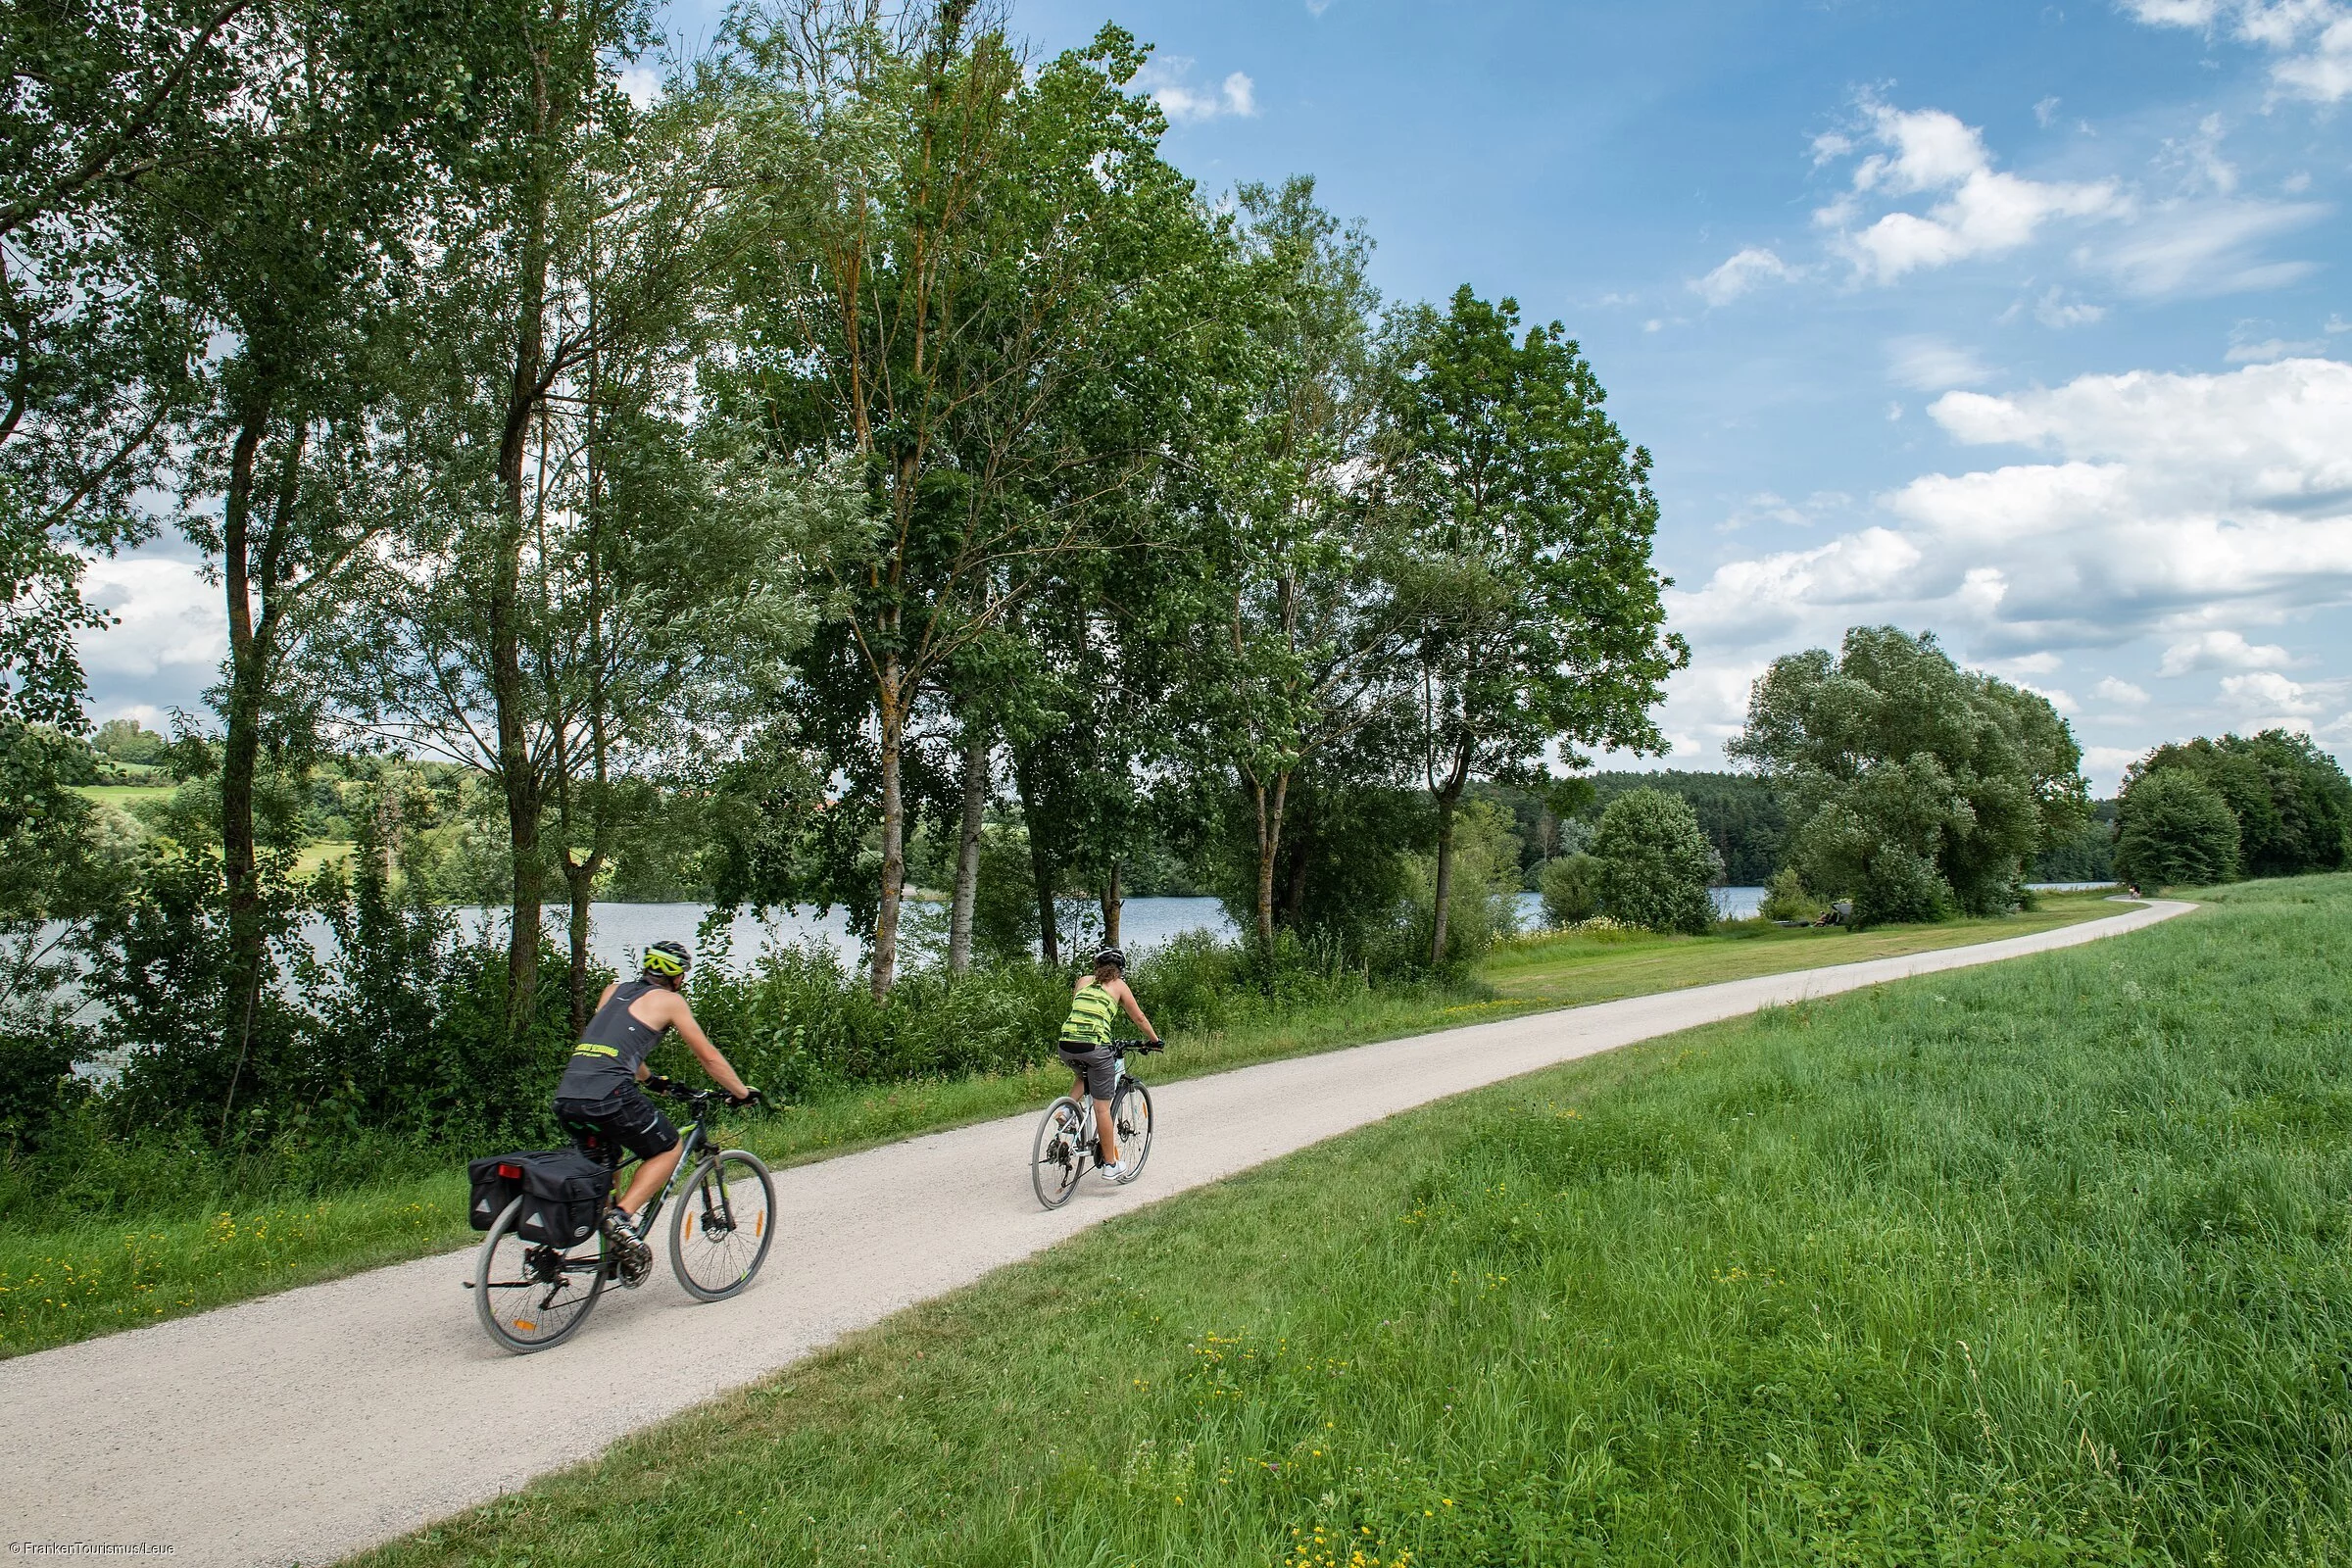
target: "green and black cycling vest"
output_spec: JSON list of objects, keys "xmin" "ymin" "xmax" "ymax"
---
[
  {"xmin": 555, "ymin": 979, "xmax": 668, "ymax": 1101},
  {"xmin": 1059, "ymin": 980, "xmax": 1117, "ymax": 1048}
]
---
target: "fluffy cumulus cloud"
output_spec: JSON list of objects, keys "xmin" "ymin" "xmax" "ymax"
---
[
  {"xmin": 1813, "ymin": 100, "xmax": 2126, "ymax": 283},
  {"xmin": 2125, "ymin": 1, "xmax": 2352, "ymax": 103},
  {"xmin": 1665, "ymin": 357, "xmax": 2352, "ymax": 762},
  {"xmin": 1690, "ymin": 246, "xmax": 1799, "ymax": 307},
  {"xmin": 75, "ymin": 553, "xmax": 224, "ymax": 717},
  {"xmin": 1140, "ymin": 58, "xmax": 1257, "ymax": 123}
]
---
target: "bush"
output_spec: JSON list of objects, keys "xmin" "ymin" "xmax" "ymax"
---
[
  {"xmin": 1591, "ymin": 789, "xmax": 1720, "ymax": 935},
  {"xmin": 1755, "ymin": 867, "xmax": 1820, "ymax": 923},
  {"xmin": 1400, "ymin": 800, "xmax": 1524, "ymax": 969},
  {"xmin": 2115, "ymin": 769, "xmax": 2240, "ymax": 888},
  {"xmin": 1538, "ymin": 854, "xmax": 1601, "ymax": 927}
]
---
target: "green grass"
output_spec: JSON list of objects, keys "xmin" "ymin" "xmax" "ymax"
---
[
  {"xmin": 0, "ymin": 894, "xmax": 2120, "ymax": 1360},
  {"xmin": 70, "ymin": 783, "xmax": 175, "ymax": 809},
  {"xmin": 357, "ymin": 876, "xmax": 2352, "ymax": 1567}
]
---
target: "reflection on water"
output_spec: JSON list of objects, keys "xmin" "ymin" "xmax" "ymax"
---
[{"xmin": 423, "ymin": 895, "xmax": 1242, "ymax": 976}]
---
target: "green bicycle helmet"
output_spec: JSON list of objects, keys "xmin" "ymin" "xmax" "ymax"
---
[{"xmin": 642, "ymin": 940, "xmax": 692, "ymax": 980}]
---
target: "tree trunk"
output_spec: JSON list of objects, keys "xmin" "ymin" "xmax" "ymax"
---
[
  {"xmin": 947, "ymin": 721, "xmax": 987, "ymax": 974},
  {"xmin": 1032, "ymin": 844, "xmax": 1058, "ymax": 968},
  {"xmin": 489, "ymin": 0, "xmax": 561, "ymax": 1036},
  {"xmin": 563, "ymin": 857, "xmax": 599, "ymax": 1040},
  {"xmin": 1250, "ymin": 771, "xmax": 1290, "ymax": 948},
  {"xmin": 869, "ymin": 662, "xmax": 907, "ymax": 1000},
  {"xmin": 218, "ymin": 413, "xmax": 265, "ymax": 970},
  {"xmin": 1099, "ymin": 858, "xmax": 1121, "ymax": 950},
  {"xmin": 1282, "ymin": 832, "xmax": 1311, "ymax": 929},
  {"xmin": 1429, "ymin": 790, "xmax": 1458, "ymax": 965}
]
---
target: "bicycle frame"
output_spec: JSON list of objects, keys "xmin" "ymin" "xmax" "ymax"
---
[{"xmin": 594, "ymin": 1114, "xmax": 714, "ymax": 1233}]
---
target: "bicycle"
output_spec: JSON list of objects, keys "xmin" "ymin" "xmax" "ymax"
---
[
  {"xmin": 1031, "ymin": 1039, "xmax": 1160, "ymax": 1209},
  {"xmin": 470, "ymin": 1082, "xmax": 777, "ymax": 1353}
]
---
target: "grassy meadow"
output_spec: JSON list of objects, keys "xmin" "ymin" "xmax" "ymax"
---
[
  {"xmin": 0, "ymin": 893, "xmax": 2119, "ymax": 1358},
  {"xmin": 357, "ymin": 876, "xmax": 2352, "ymax": 1567}
]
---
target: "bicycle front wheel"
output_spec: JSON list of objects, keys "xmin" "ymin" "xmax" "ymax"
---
[
  {"xmin": 474, "ymin": 1196, "xmax": 607, "ymax": 1353},
  {"xmin": 1111, "ymin": 1081, "xmax": 1153, "ymax": 1181},
  {"xmin": 1032, "ymin": 1098, "xmax": 1088, "ymax": 1208},
  {"xmin": 668, "ymin": 1149, "xmax": 776, "ymax": 1302}
]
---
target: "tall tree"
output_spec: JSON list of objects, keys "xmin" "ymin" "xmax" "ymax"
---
[
  {"xmin": 131, "ymin": 0, "xmax": 498, "ymax": 1048},
  {"xmin": 1730, "ymin": 625, "xmax": 2088, "ymax": 924},
  {"xmin": 1373, "ymin": 286, "xmax": 1684, "ymax": 962},
  {"xmin": 723, "ymin": 4, "xmax": 1216, "ymax": 995},
  {"xmin": 1171, "ymin": 175, "xmax": 1409, "ymax": 948}
]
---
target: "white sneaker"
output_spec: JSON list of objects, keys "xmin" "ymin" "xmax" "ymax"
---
[{"xmin": 1100, "ymin": 1156, "xmax": 1134, "ymax": 1184}]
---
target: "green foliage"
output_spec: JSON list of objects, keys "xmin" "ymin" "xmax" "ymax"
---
[
  {"xmin": 1402, "ymin": 798, "xmax": 1525, "ymax": 966},
  {"xmin": 1731, "ymin": 626, "xmax": 2089, "ymax": 924},
  {"xmin": 1592, "ymin": 788, "xmax": 1719, "ymax": 934},
  {"xmin": 2127, "ymin": 730, "xmax": 2352, "ymax": 880},
  {"xmin": 2034, "ymin": 802, "xmax": 2117, "ymax": 882},
  {"xmin": 1755, "ymin": 866, "xmax": 1821, "ymax": 923},
  {"xmin": 1585, "ymin": 769, "xmax": 1787, "ymax": 884},
  {"xmin": 1539, "ymin": 852, "xmax": 1603, "ymax": 927},
  {"xmin": 2114, "ymin": 768, "xmax": 2241, "ymax": 888}
]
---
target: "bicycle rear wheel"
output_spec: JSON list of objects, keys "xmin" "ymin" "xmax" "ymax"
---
[
  {"xmin": 668, "ymin": 1149, "xmax": 776, "ymax": 1301},
  {"xmin": 1032, "ymin": 1098, "xmax": 1088, "ymax": 1208},
  {"xmin": 474, "ymin": 1196, "xmax": 607, "ymax": 1353},
  {"xmin": 1111, "ymin": 1080, "xmax": 1153, "ymax": 1181}
]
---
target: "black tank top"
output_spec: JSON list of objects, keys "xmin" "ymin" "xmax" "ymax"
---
[{"xmin": 554, "ymin": 980, "xmax": 668, "ymax": 1101}]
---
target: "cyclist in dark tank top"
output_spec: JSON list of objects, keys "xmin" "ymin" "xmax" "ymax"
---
[{"xmin": 551, "ymin": 941, "xmax": 760, "ymax": 1282}]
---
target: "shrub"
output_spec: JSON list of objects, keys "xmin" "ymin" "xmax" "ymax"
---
[
  {"xmin": 1538, "ymin": 854, "xmax": 1602, "ymax": 927},
  {"xmin": 1755, "ymin": 867, "xmax": 1820, "ymax": 923},
  {"xmin": 2115, "ymin": 769, "xmax": 2240, "ymax": 888},
  {"xmin": 1592, "ymin": 789, "xmax": 1720, "ymax": 935}
]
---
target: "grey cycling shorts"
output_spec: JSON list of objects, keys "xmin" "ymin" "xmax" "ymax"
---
[{"xmin": 1056, "ymin": 1042, "xmax": 1118, "ymax": 1102}]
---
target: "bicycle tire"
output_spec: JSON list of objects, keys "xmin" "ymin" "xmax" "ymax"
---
[
  {"xmin": 473, "ymin": 1195, "xmax": 608, "ymax": 1353},
  {"xmin": 668, "ymin": 1149, "xmax": 776, "ymax": 1302},
  {"xmin": 1032, "ymin": 1098, "xmax": 1088, "ymax": 1208},
  {"xmin": 1111, "ymin": 1080, "xmax": 1153, "ymax": 1182}
]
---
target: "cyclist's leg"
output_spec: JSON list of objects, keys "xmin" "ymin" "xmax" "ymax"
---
[
  {"xmin": 1092, "ymin": 1094, "xmax": 1120, "ymax": 1164},
  {"xmin": 619, "ymin": 1147, "xmax": 682, "ymax": 1217}
]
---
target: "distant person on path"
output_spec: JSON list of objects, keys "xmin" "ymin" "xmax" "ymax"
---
[
  {"xmin": 552, "ymin": 941, "xmax": 760, "ymax": 1281},
  {"xmin": 1058, "ymin": 946, "xmax": 1161, "ymax": 1184}
]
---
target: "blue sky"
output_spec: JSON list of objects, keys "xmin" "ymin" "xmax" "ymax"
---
[{"xmin": 81, "ymin": 0, "xmax": 2352, "ymax": 791}]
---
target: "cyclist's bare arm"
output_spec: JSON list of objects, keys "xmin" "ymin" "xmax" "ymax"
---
[
  {"xmin": 628, "ymin": 988, "xmax": 752, "ymax": 1100},
  {"xmin": 1106, "ymin": 976, "xmax": 1158, "ymax": 1042}
]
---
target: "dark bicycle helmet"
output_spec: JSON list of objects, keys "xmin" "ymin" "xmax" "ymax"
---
[
  {"xmin": 1094, "ymin": 946, "xmax": 1126, "ymax": 971},
  {"xmin": 643, "ymin": 940, "xmax": 693, "ymax": 980}
]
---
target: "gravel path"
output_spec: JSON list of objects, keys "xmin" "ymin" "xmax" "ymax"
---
[{"xmin": 0, "ymin": 899, "xmax": 2191, "ymax": 1568}]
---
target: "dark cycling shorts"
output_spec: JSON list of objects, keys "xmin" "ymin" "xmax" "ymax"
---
[
  {"xmin": 1056, "ymin": 1042, "xmax": 1118, "ymax": 1102},
  {"xmin": 553, "ymin": 1084, "xmax": 679, "ymax": 1159}
]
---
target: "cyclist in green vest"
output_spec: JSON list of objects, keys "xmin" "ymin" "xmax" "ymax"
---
[{"xmin": 1057, "ymin": 946, "xmax": 1161, "ymax": 1183}]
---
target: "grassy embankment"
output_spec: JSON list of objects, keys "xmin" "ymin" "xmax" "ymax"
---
[
  {"xmin": 362, "ymin": 876, "xmax": 2350, "ymax": 1567},
  {"xmin": 0, "ymin": 893, "xmax": 2121, "ymax": 1359},
  {"xmin": 69, "ymin": 784, "xmax": 355, "ymax": 875}
]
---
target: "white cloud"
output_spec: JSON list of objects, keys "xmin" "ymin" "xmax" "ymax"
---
[
  {"xmin": 2095, "ymin": 676, "xmax": 2152, "ymax": 703},
  {"xmin": 2035, "ymin": 95, "xmax": 2063, "ymax": 127},
  {"xmin": 2092, "ymin": 196, "xmax": 2327, "ymax": 297},
  {"xmin": 615, "ymin": 64, "xmax": 661, "ymax": 110},
  {"xmin": 2158, "ymin": 628, "xmax": 2294, "ymax": 673},
  {"xmin": 1690, "ymin": 247, "xmax": 1799, "ymax": 307},
  {"xmin": 1886, "ymin": 335, "xmax": 1992, "ymax": 390},
  {"xmin": 78, "ymin": 556, "xmax": 222, "ymax": 681},
  {"xmin": 2228, "ymin": 334, "xmax": 2324, "ymax": 361},
  {"xmin": 2221, "ymin": 669, "xmax": 2323, "ymax": 713},
  {"xmin": 2125, "ymin": 1, "xmax": 2352, "ymax": 103},
  {"xmin": 2034, "ymin": 287, "xmax": 2107, "ymax": 327},
  {"xmin": 1668, "ymin": 357, "xmax": 2352, "ymax": 678},
  {"xmin": 1816, "ymin": 99, "xmax": 2127, "ymax": 283},
  {"xmin": 1143, "ymin": 59, "xmax": 1258, "ymax": 123}
]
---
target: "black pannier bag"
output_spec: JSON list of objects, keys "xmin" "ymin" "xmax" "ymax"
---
[
  {"xmin": 514, "ymin": 1150, "xmax": 610, "ymax": 1246},
  {"xmin": 466, "ymin": 1152, "xmax": 561, "ymax": 1231}
]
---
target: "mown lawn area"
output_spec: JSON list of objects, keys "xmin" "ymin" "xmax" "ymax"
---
[
  {"xmin": 362, "ymin": 877, "xmax": 2351, "ymax": 1566},
  {"xmin": 0, "ymin": 893, "xmax": 2120, "ymax": 1359}
]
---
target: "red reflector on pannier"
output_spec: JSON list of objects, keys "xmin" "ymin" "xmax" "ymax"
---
[{"xmin": 497, "ymin": 1163, "xmax": 524, "ymax": 1180}]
